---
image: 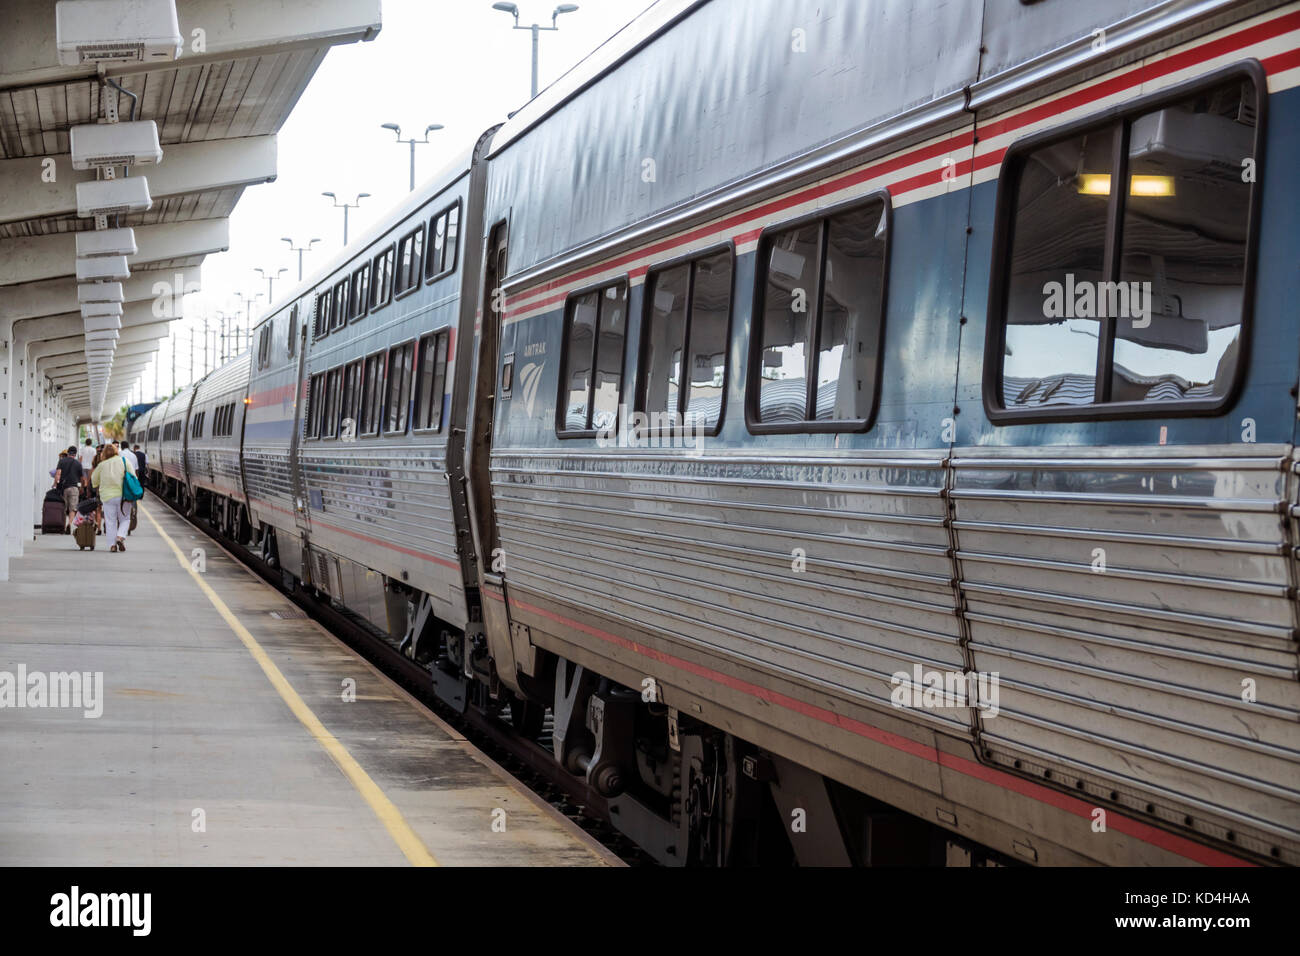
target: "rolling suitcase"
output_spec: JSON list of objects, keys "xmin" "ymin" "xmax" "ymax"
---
[
  {"xmin": 74, "ymin": 519, "xmax": 96, "ymax": 551},
  {"xmin": 41, "ymin": 489, "xmax": 65, "ymax": 534}
]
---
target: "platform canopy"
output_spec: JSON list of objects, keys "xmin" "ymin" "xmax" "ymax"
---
[{"xmin": 1, "ymin": 0, "xmax": 381, "ymax": 422}]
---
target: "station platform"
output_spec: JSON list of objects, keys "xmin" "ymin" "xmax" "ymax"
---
[{"xmin": 0, "ymin": 495, "xmax": 619, "ymax": 867}]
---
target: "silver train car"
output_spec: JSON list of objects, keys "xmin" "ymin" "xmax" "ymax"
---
[{"xmin": 142, "ymin": 0, "xmax": 1300, "ymax": 866}]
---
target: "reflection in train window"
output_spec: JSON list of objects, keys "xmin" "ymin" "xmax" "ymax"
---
[
  {"xmin": 385, "ymin": 341, "xmax": 414, "ymax": 433},
  {"xmin": 349, "ymin": 266, "xmax": 369, "ymax": 321},
  {"xmin": 314, "ymin": 292, "xmax": 331, "ymax": 339},
  {"xmin": 371, "ymin": 246, "xmax": 395, "ymax": 311},
  {"xmin": 752, "ymin": 196, "xmax": 889, "ymax": 431},
  {"xmin": 640, "ymin": 249, "xmax": 733, "ymax": 432},
  {"xmin": 341, "ymin": 360, "xmax": 362, "ymax": 438},
  {"xmin": 558, "ymin": 281, "xmax": 627, "ymax": 436},
  {"xmin": 359, "ymin": 351, "xmax": 386, "ymax": 436},
  {"xmin": 990, "ymin": 71, "xmax": 1260, "ymax": 418},
  {"xmin": 396, "ymin": 226, "xmax": 425, "ymax": 296},
  {"xmin": 305, "ymin": 373, "xmax": 322, "ymax": 438},
  {"xmin": 426, "ymin": 201, "xmax": 461, "ymax": 281},
  {"xmin": 331, "ymin": 280, "xmax": 348, "ymax": 331},
  {"xmin": 323, "ymin": 367, "xmax": 343, "ymax": 439},
  {"xmin": 413, "ymin": 330, "xmax": 450, "ymax": 431}
]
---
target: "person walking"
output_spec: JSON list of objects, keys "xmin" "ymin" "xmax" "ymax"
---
[
  {"xmin": 118, "ymin": 441, "xmax": 138, "ymax": 473},
  {"xmin": 117, "ymin": 442, "xmax": 140, "ymax": 536},
  {"xmin": 89, "ymin": 445, "xmax": 105, "ymax": 533},
  {"xmin": 55, "ymin": 445, "xmax": 84, "ymax": 533},
  {"xmin": 90, "ymin": 444, "xmax": 137, "ymax": 553},
  {"xmin": 77, "ymin": 438, "xmax": 96, "ymax": 472}
]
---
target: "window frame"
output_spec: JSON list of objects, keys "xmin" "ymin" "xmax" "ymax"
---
[
  {"xmin": 330, "ymin": 279, "xmax": 348, "ymax": 332},
  {"xmin": 425, "ymin": 200, "xmax": 462, "ymax": 282},
  {"xmin": 745, "ymin": 191, "xmax": 892, "ymax": 436},
  {"xmin": 357, "ymin": 347, "xmax": 388, "ymax": 437},
  {"xmin": 635, "ymin": 242, "xmax": 736, "ymax": 440},
  {"xmin": 287, "ymin": 304, "xmax": 299, "ymax": 358},
  {"xmin": 382, "ymin": 338, "xmax": 417, "ymax": 435},
  {"xmin": 412, "ymin": 329, "xmax": 452, "ymax": 434},
  {"xmin": 555, "ymin": 276, "xmax": 631, "ymax": 439},
  {"xmin": 305, "ymin": 372, "xmax": 325, "ymax": 440},
  {"xmin": 395, "ymin": 225, "xmax": 425, "ymax": 299},
  {"xmin": 370, "ymin": 244, "xmax": 396, "ymax": 313},
  {"xmin": 321, "ymin": 366, "xmax": 343, "ymax": 439},
  {"xmin": 982, "ymin": 61, "xmax": 1266, "ymax": 425},
  {"xmin": 314, "ymin": 290, "xmax": 331, "ymax": 340},
  {"xmin": 349, "ymin": 264, "xmax": 370, "ymax": 323}
]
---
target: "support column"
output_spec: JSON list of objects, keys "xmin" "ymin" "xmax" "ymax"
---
[{"xmin": 0, "ymin": 318, "xmax": 11, "ymax": 580}]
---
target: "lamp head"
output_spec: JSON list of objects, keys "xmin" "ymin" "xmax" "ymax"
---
[{"xmin": 493, "ymin": 2, "xmax": 519, "ymax": 22}]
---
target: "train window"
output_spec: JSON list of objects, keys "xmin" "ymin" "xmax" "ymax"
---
[
  {"xmin": 413, "ymin": 330, "xmax": 450, "ymax": 431},
  {"xmin": 322, "ymin": 367, "xmax": 343, "ymax": 439},
  {"xmin": 306, "ymin": 373, "xmax": 324, "ymax": 439},
  {"xmin": 371, "ymin": 246, "xmax": 395, "ymax": 311},
  {"xmin": 191, "ymin": 412, "xmax": 204, "ymax": 438},
  {"xmin": 750, "ymin": 195, "xmax": 889, "ymax": 433},
  {"xmin": 314, "ymin": 291, "xmax": 331, "ymax": 339},
  {"xmin": 426, "ymin": 201, "xmax": 461, "ymax": 281},
  {"xmin": 640, "ymin": 248, "xmax": 733, "ymax": 434},
  {"xmin": 288, "ymin": 304, "xmax": 299, "ymax": 358},
  {"xmin": 396, "ymin": 226, "xmax": 425, "ymax": 296},
  {"xmin": 349, "ymin": 265, "xmax": 369, "ymax": 322},
  {"xmin": 340, "ymin": 360, "xmax": 362, "ymax": 439},
  {"xmin": 359, "ymin": 350, "xmax": 387, "ymax": 436},
  {"xmin": 986, "ymin": 68, "xmax": 1263, "ymax": 421},
  {"xmin": 385, "ymin": 341, "xmax": 414, "ymax": 433},
  {"xmin": 256, "ymin": 325, "xmax": 271, "ymax": 370},
  {"xmin": 331, "ymin": 281, "xmax": 348, "ymax": 332},
  {"xmin": 558, "ymin": 281, "xmax": 627, "ymax": 436}
]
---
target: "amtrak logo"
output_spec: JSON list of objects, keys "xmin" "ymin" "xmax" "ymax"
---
[{"xmin": 519, "ymin": 361, "xmax": 544, "ymax": 417}]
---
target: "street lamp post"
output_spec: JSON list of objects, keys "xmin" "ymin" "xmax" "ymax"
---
[
  {"xmin": 380, "ymin": 123, "xmax": 445, "ymax": 192},
  {"xmin": 255, "ymin": 267, "xmax": 288, "ymax": 304},
  {"xmin": 281, "ymin": 237, "xmax": 321, "ymax": 281},
  {"xmin": 322, "ymin": 192, "xmax": 369, "ymax": 247},
  {"xmin": 235, "ymin": 292, "xmax": 263, "ymax": 353},
  {"xmin": 491, "ymin": 3, "xmax": 580, "ymax": 99}
]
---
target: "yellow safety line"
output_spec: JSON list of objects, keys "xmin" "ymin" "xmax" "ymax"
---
[{"xmin": 140, "ymin": 503, "xmax": 439, "ymax": 867}]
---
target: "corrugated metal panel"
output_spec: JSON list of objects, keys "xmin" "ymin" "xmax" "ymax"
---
[{"xmin": 951, "ymin": 451, "xmax": 1300, "ymax": 857}]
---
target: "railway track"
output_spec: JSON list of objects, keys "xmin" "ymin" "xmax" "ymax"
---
[{"xmin": 150, "ymin": 491, "xmax": 655, "ymax": 867}]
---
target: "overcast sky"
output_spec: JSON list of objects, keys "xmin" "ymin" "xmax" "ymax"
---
[{"xmin": 139, "ymin": 0, "xmax": 655, "ymax": 400}]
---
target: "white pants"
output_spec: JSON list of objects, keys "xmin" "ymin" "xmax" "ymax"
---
[{"xmin": 104, "ymin": 497, "xmax": 131, "ymax": 542}]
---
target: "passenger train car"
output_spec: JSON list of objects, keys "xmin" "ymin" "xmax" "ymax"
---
[{"xmin": 135, "ymin": 0, "xmax": 1300, "ymax": 866}]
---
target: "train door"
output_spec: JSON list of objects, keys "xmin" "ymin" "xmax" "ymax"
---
[
  {"xmin": 464, "ymin": 221, "xmax": 537, "ymax": 699},
  {"xmin": 287, "ymin": 306, "xmax": 311, "ymax": 539},
  {"xmin": 467, "ymin": 222, "xmax": 507, "ymax": 566}
]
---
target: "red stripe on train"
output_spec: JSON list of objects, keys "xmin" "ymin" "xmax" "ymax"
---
[
  {"xmin": 491, "ymin": 590, "xmax": 1255, "ymax": 867},
  {"xmin": 503, "ymin": 10, "xmax": 1300, "ymax": 320}
]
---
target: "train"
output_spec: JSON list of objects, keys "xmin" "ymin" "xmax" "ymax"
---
[{"xmin": 131, "ymin": 0, "xmax": 1300, "ymax": 866}]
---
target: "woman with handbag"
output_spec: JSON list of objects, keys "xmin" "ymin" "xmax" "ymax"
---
[{"xmin": 90, "ymin": 444, "xmax": 142, "ymax": 553}]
